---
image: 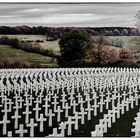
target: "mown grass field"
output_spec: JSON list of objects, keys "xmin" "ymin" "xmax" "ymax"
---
[
  {"xmin": 0, "ymin": 35, "xmax": 60, "ymax": 55},
  {"xmin": 0, "ymin": 44, "xmax": 58, "ymax": 67},
  {"xmin": 91, "ymin": 36, "xmax": 139, "ymax": 47}
]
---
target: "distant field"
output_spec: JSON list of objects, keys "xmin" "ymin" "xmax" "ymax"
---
[
  {"xmin": 0, "ymin": 35, "xmax": 139, "ymax": 53},
  {"xmin": 91, "ymin": 36, "xmax": 140, "ymax": 48},
  {"xmin": 0, "ymin": 44, "xmax": 58, "ymax": 67},
  {"xmin": 109, "ymin": 36, "xmax": 139, "ymax": 48},
  {"xmin": 0, "ymin": 35, "xmax": 60, "ymax": 55}
]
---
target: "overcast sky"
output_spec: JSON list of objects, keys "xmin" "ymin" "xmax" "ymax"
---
[{"xmin": 0, "ymin": 3, "xmax": 140, "ymax": 27}]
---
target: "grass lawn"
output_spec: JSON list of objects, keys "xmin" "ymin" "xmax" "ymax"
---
[
  {"xmin": 0, "ymin": 35, "xmax": 60, "ymax": 54},
  {"xmin": 0, "ymin": 44, "xmax": 58, "ymax": 67}
]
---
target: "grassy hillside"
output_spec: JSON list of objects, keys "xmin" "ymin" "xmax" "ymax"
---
[
  {"xmin": 0, "ymin": 35, "xmax": 60, "ymax": 55},
  {"xmin": 0, "ymin": 44, "xmax": 58, "ymax": 67}
]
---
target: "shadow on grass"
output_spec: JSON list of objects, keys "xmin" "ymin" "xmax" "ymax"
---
[{"xmin": 104, "ymin": 104, "xmax": 140, "ymax": 137}]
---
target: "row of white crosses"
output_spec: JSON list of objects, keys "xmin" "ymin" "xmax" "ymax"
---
[
  {"xmin": 91, "ymin": 94, "xmax": 139, "ymax": 137},
  {"xmin": 0, "ymin": 68, "xmax": 140, "ymax": 137},
  {"xmin": 47, "ymin": 67, "xmax": 140, "ymax": 135},
  {"xmin": 131, "ymin": 110, "xmax": 140, "ymax": 137}
]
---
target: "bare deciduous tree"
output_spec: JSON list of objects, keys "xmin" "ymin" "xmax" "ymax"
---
[{"xmin": 85, "ymin": 36, "xmax": 116, "ymax": 65}]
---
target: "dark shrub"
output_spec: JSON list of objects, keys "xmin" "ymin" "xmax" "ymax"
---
[
  {"xmin": 59, "ymin": 29, "xmax": 90, "ymax": 67},
  {"xmin": 0, "ymin": 36, "xmax": 20, "ymax": 49},
  {"xmin": 35, "ymin": 40, "xmax": 44, "ymax": 43}
]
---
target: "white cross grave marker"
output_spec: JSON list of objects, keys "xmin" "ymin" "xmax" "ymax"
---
[
  {"xmin": 48, "ymin": 109, "xmax": 55, "ymax": 127},
  {"xmin": 79, "ymin": 108, "xmax": 87, "ymax": 124},
  {"xmin": 15, "ymin": 124, "xmax": 28, "ymax": 137},
  {"xmin": 23, "ymin": 106, "xmax": 32, "ymax": 124},
  {"xmin": 72, "ymin": 112, "xmax": 81, "ymax": 130},
  {"xmin": 27, "ymin": 118, "xmax": 38, "ymax": 137},
  {"xmin": 66, "ymin": 116, "xmax": 75, "ymax": 136},
  {"xmin": 37, "ymin": 113, "xmax": 47, "ymax": 132},
  {"xmin": 12, "ymin": 110, "xmax": 21, "ymax": 129},
  {"xmin": 0, "ymin": 115, "xmax": 10, "ymax": 135},
  {"xmin": 55, "ymin": 106, "xmax": 63, "ymax": 122}
]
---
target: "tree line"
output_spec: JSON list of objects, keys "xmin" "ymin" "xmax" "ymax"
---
[{"xmin": 0, "ymin": 26, "xmax": 139, "ymax": 39}]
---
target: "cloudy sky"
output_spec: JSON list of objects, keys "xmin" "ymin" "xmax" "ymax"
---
[{"xmin": 0, "ymin": 3, "xmax": 140, "ymax": 27}]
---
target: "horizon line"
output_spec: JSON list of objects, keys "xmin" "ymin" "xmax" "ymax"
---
[
  {"xmin": 0, "ymin": 25, "xmax": 136, "ymax": 28},
  {"xmin": 0, "ymin": 2, "xmax": 140, "ymax": 4}
]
